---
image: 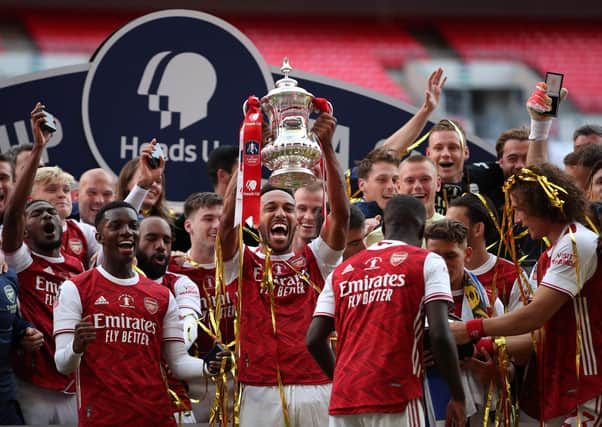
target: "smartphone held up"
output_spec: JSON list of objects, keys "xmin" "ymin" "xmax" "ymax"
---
[
  {"xmin": 147, "ymin": 142, "xmax": 164, "ymax": 169},
  {"xmin": 40, "ymin": 109, "xmax": 57, "ymax": 133},
  {"xmin": 543, "ymin": 72, "xmax": 564, "ymax": 117}
]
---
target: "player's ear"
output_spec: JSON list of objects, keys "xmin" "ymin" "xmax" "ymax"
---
[{"xmin": 95, "ymin": 231, "xmax": 103, "ymax": 244}]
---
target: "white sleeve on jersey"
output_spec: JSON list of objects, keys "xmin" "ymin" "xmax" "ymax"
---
[
  {"xmin": 541, "ymin": 227, "xmax": 598, "ymax": 297},
  {"xmin": 124, "ymin": 184, "xmax": 149, "ymax": 213},
  {"xmin": 507, "ymin": 278, "xmax": 538, "ymax": 312},
  {"xmin": 163, "ymin": 340, "xmax": 208, "ymax": 380},
  {"xmin": 313, "ymin": 272, "xmax": 335, "ymax": 317},
  {"xmin": 53, "ymin": 280, "xmax": 83, "ymax": 375},
  {"xmin": 223, "ymin": 247, "xmax": 242, "ymax": 285},
  {"xmin": 423, "ymin": 252, "xmax": 453, "ymax": 304},
  {"xmin": 75, "ymin": 221, "xmax": 101, "ymax": 265},
  {"xmin": 309, "ymin": 236, "xmax": 343, "ymax": 280},
  {"xmin": 4, "ymin": 243, "xmax": 33, "ymax": 273},
  {"xmin": 493, "ymin": 297, "xmax": 505, "ymax": 317},
  {"xmin": 173, "ymin": 275, "xmax": 201, "ymax": 350},
  {"xmin": 162, "ymin": 292, "xmax": 185, "ymax": 343}
]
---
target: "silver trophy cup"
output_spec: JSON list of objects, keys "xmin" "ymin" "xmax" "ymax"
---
[{"xmin": 245, "ymin": 57, "xmax": 332, "ymax": 189}]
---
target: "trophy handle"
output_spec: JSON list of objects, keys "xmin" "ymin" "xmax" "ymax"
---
[
  {"xmin": 243, "ymin": 96, "xmax": 263, "ymax": 116},
  {"xmin": 311, "ymin": 98, "xmax": 333, "ymax": 115}
]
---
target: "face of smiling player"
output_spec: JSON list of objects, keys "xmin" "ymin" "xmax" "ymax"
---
[
  {"xmin": 396, "ymin": 159, "xmax": 440, "ymax": 218},
  {"xmin": 259, "ymin": 190, "xmax": 297, "ymax": 255},
  {"xmin": 426, "ymin": 130, "xmax": 469, "ymax": 184}
]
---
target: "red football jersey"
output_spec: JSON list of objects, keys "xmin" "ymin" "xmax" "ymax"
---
[
  {"xmin": 168, "ymin": 258, "xmax": 236, "ymax": 356},
  {"xmin": 234, "ymin": 244, "xmax": 330, "ymax": 386},
  {"xmin": 56, "ymin": 268, "xmax": 177, "ymax": 427},
  {"xmin": 9, "ymin": 247, "xmax": 83, "ymax": 390},
  {"xmin": 160, "ymin": 272, "xmax": 191, "ymax": 412},
  {"xmin": 61, "ymin": 219, "xmax": 89, "ymax": 267},
  {"xmin": 315, "ymin": 240, "xmax": 452, "ymax": 415},
  {"xmin": 521, "ymin": 224, "xmax": 602, "ymax": 420},
  {"xmin": 468, "ymin": 253, "xmax": 518, "ymax": 307}
]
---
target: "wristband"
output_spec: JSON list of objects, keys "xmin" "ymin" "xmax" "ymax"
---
[
  {"xmin": 475, "ymin": 337, "xmax": 494, "ymax": 356},
  {"xmin": 465, "ymin": 318, "xmax": 485, "ymax": 341},
  {"xmin": 529, "ymin": 118, "xmax": 553, "ymax": 141}
]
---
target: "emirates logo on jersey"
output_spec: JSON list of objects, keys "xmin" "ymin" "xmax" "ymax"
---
[
  {"xmin": 390, "ymin": 252, "xmax": 408, "ymax": 267},
  {"xmin": 68, "ymin": 238, "xmax": 83, "ymax": 255},
  {"xmin": 118, "ymin": 293, "xmax": 135, "ymax": 309},
  {"xmin": 144, "ymin": 297, "xmax": 159, "ymax": 315}
]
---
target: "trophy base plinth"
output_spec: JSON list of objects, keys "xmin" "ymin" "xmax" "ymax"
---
[{"xmin": 268, "ymin": 167, "xmax": 316, "ymax": 189}]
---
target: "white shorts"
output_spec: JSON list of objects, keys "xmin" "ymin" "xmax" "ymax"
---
[
  {"xmin": 15, "ymin": 377, "xmax": 77, "ymax": 425},
  {"xmin": 240, "ymin": 384, "xmax": 331, "ymax": 427},
  {"xmin": 518, "ymin": 395, "xmax": 602, "ymax": 427},
  {"xmin": 173, "ymin": 410, "xmax": 196, "ymax": 424},
  {"xmin": 189, "ymin": 376, "xmax": 234, "ymax": 423},
  {"xmin": 329, "ymin": 399, "xmax": 425, "ymax": 427}
]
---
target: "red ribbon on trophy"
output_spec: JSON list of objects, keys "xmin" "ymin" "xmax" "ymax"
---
[{"xmin": 235, "ymin": 96, "xmax": 263, "ymax": 227}]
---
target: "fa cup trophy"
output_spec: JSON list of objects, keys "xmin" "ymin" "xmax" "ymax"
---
[{"xmin": 245, "ymin": 57, "xmax": 332, "ymax": 188}]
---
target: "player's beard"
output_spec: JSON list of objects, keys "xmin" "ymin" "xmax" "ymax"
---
[
  {"xmin": 34, "ymin": 237, "xmax": 62, "ymax": 252},
  {"xmin": 136, "ymin": 251, "xmax": 168, "ymax": 280}
]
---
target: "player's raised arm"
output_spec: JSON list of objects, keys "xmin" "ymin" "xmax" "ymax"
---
[
  {"xmin": 218, "ymin": 168, "xmax": 239, "ymax": 261},
  {"xmin": 382, "ymin": 68, "xmax": 446, "ymax": 158},
  {"xmin": 525, "ymin": 82, "xmax": 568, "ymax": 166},
  {"xmin": 3, "ymin": 103, "xmax": 54, "ymax": 253},
  {"xmin": 313, "ymin": 113, "xmax": 349, "ymax": 251}
]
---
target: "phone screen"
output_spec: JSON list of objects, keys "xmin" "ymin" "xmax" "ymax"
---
[{"xmin": 544, "ymin": 72, "xmax": 564, "ymax": 117}]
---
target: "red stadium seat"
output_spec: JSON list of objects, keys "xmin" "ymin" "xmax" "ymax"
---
[
  {"xmin": 439, "ymin": 20, "xmax": 602, "ymax": 112},
  {"xmin": 20, "ymin": 12, "xmax": 427, "ymax": 102}
]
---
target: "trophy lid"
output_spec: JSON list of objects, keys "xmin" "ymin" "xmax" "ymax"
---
[{"xmin": 264, "ymin": 57, "xmax": 313, "ymax": 99}]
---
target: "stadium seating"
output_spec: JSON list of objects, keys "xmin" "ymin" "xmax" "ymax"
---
[
  {"xmin": 231, "ymin": 18, "xmax": 427, "ymax": 101},
  {"xmin": 11, "ymin": 11, "xmax": 602, "ymax": 112},
  {"xmin": 21, "ymin": 11, "xmax": 134, "ymax": 54},
  {"xmin": 20, "ymin": 12, "xmax": 426, "ymax": 102},
  {"xmin": 439, "ymin": 21, "xmax": 602, "ymax": 112}
]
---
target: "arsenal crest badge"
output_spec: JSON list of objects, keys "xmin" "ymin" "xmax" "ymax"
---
[
  {"xmin": 68, "ymin": 238, "xmax": 83, "ymax": 255},
  {"xmin": 144, "ymin": 297, "xmax": 159, "ymax": 315},
  {"xmin": 390, "ymin": 252, "xmax": 408, "ymax": 267}
]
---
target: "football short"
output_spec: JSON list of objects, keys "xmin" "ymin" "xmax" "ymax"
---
[
  {"xmin": 328, "ymin": 399, "xmax": 424, "ymax": 427},
  {"xmin": 173, "ymin": 410, "xmax": 196, "ymax": 424},
  {"xmin": 240, "ymin": 384, "xmax": 331, "ymax": 427},
  {"xmin": 518, "ymin": 395, "xmax": 602, "ymax": 427},
  {"xmin": 15, "ymin": 377, "xmax": 77, "ymax": 425},
  {"xmin": 189, "ymin": 376, "xmax": 234, "ymax": 423}
]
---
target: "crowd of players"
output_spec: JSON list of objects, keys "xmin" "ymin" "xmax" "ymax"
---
[{"xmin": 0, "ymin": 69, "xmax": 600, "ymax": 427}]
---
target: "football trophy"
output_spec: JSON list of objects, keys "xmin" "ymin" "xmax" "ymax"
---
[{"xmin": 245, "ymin": 57, "xmax": 332, "ymax": 188}]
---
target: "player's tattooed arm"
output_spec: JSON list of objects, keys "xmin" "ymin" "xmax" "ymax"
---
[{"xmin": 314, "ymin": 113, "xmax": 349, "ymax": 251}]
